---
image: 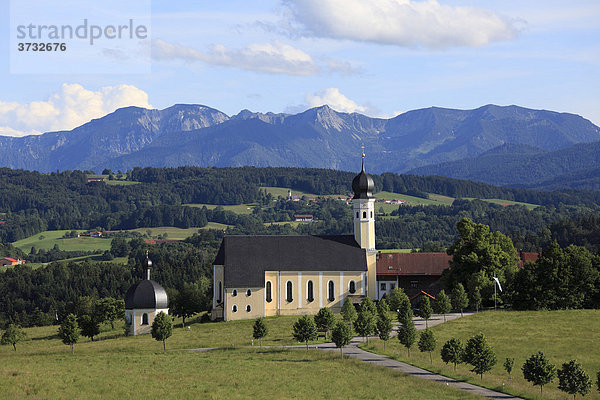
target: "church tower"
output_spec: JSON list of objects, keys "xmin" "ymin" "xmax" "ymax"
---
[{"xmin": 351, "ymin": 150, "xmax": 376, "ymax": 251}]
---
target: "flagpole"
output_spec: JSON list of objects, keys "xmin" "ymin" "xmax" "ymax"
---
[{"xmin": 494, "ymin": 272, "xmax": 497, "ymax": 311}]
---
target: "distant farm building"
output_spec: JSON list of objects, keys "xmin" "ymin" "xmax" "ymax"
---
[
  {"xmin": 87, "ymin": 176, "xmax": 105, "ymax": 183},
  {"xmin": 0, "ymin": 257, "xmax": 25, "ymax": 266},
  {"xmin": 294, "ymin": 214, "xmax": 314, "ymax": 222}
]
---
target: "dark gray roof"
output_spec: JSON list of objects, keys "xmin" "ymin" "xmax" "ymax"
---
[
  {"xmin": 352, "ymin": 160, "xmax": 375, "ymax": 199},
  {"xmin": 124, "ymin": 279, "xmax": 169, "ymax": 310},
  {"xmin": 214, "ymin": 235, "xmax": 367, "ymax": 288}
]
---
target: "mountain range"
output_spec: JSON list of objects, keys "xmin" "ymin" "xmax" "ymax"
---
[{"xmin": 1, "ymin": 103, "xmax": 599, "ymax": 189}]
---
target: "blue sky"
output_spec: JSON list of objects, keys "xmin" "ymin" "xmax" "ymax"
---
[{"xmin": 1, "ymin": 0, "xmax": 599, "ymax": 136}]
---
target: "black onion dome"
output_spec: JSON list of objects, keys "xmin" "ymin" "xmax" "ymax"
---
[
  {"xmin": 124, "ymin": 279, "xmax": 169, "ymax": 309},
  {"xmin": 352, "ymin": 156, "xmax": 374, "ymax": 199}
]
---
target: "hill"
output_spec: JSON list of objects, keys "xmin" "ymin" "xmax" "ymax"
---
[
  {"xmin": 409, "ymin": 141, "xmax": 600, "ymax": 188},
  {"xmin": 0, "ymin": 104, "xmax": 598, "ymax": 175}
]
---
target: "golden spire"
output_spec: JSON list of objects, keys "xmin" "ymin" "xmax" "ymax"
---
[{"xmin": 361, "ymin": 145, "xmax": 365, "ymax": 171}]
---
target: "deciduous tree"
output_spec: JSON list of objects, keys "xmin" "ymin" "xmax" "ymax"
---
[
  {"xmin": 434, "ymin": 289, "xmax": 451, "ymax": 322},
  {"xmin": 504, "ymin": 357, "xmax": 515, "ymax": 383},
  {"xmin": 341, "ymin": 298, "xmax": 357, "ymax": 329},
  {"xmin": 314, "ymin": 308, "xmax": 335, "ymax": 340},
  {"xmin": 331, "ymin": 321, "xmax": 352, "ymax": 358},
  {"xmin": 451, "ymin": 283, "xmax": 469, "ymax": 317},
  {"xmin": 151, "ymin": 311, "xmax": 173, "ymax": 352},
  {"xmin": 558, "ymin": 360, "xmax": 592, "ymax": 400},
  {"xmin": 387, "ymin": 287, "xmax": 409, "ymax": 313},
  {"xmin": 397, "ymin": 316, "xmax": 416, "ymax": 358},
  {"xmin": 1, "ymin": 324, "xmax": 26, "ymax": 351},
  {"xmin": 293, "ymin": 315, "xmax": 317, "ymax": 349},
  {"xmin": 463, "ymin": 333, "xmax": 496, "ymax": 380},
  {"xmin": 522, "ymin": 351, "xmax": 556, "ymax": 395},
  {"xmin": 441, "ymin": 337, "xmax": 464, "ymax": 371},
  {"xmin": 79, "ymin": 314, "xmax": 100, "ymax": 342},
  {"xmin": 58, "ymin": 313, "xmax": 79, "ymax": 354},
  {"xmin": 417, "ymin": 296, "xmax": 433, "ymax": 328},
  {"xmin": 418, "ymin": 328, "xmax": 436, "ymax": 363}
]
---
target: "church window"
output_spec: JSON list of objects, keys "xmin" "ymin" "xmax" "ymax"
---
[
  {"xmin": 349, "ymin": 280, "xmax": 356, "ymax": 294},
  {"xmin": 246, "ymin": 289, "xmax": 252, "ymax": 297},
  {"xmin": 328, "ymin": 280, "xmax": 335, "ymax": 302},
  {"xmin": 217, "ymin": 281, "xmax": 222, "ymax": 303},
  {"xmin": 142, "ymin": 313, "xmax": 148, "ymax": 325},
  {"xmin": 246, "ymin": 305, "xmax": 251, "ymax": 312},
  {"xmin": 370, "ymin": 211, "xmax": 373, "ymax": 218},
  {"xmin": 363, "ymin": 211, "xmax": 366, "ymax": 218},
  {"xmin": 286, "ymin": 281, "xmax": 293, "ymax": 302},
  {"xmin": 307, "ymin": 280, "xmax": 314, "ymax": 302},
  {"xmin": 232, "ymin": 289, "xmax": 237, "ymax": 297},
  {"xmin": 232, "ymin": 305, "xmax": 238, "ymax": 312},
  {"xmin": 266, "ymin": 281, "xmax": 272, "ymax": 303}
]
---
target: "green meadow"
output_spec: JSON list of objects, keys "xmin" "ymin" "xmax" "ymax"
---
[
  {"xmin": 0, "ymin": 316, "xmax": 479, "ymax": 400},
  {"xmin": 361, "ymin": 310, "xmax": 600, "ymax": 400},
  {"xmin": 184, "ymin": 203, "xmax": 258, "ymax": 214},
  {"xmin": 12, "ymin": 230, "xmax": 112, "ymax": 253},
  {"xmin": 463, "ymin": 198, "xmax": 539, "ymax": 210}
]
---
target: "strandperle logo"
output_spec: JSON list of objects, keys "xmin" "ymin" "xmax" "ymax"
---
[{"xmin": 16, "ymin": 19, "xmax": 148, "ymax": 45}]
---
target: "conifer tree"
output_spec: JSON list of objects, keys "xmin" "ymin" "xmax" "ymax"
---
[{"xmin": 253, "ymin": 317, "xmax": 268, "ymax": 347}]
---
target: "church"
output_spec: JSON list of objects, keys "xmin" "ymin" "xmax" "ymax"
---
[{"xmin": 212, "ymin": 154, "xmax": 378, "ymax": 321}]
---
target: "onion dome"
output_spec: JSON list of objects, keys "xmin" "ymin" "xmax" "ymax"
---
[
  {"xmin": 124, "ymin": 257, "xmax": 168, "ymax": 309},
  {"xmin": 352, "ymin": 151, "xmax": 374, "ymax": 199}
]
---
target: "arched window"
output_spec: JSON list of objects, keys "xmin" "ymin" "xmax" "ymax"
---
[
  {"xmin": 246, "ymin": 305, "xmax": 251, "ymax": 312},
  {"xmin": 246, "ymin": 289, "xmax": 252, "ymax": 297},
  {"xmin": 363, "ymin": 211, "xmax": 366, "ymax": 218},
  {"xmin": 328, "ymin": 281, "xmax": 335, "ymax": 302},
  {"xmin": 370, "ymin": 211, "xmax": 373, "ymax": 218},
  {"xmin": 286, "ymin": 281, "xmax": 293, "ymax": 302},
  {"xmin": 356, "ymin": 212, "xmax": 359, "ymax": 218},
  {"xmin": 142, "ymin": 313, "xmax": 148, "ymax": 325},
  {"xmin": 232, "ymin": 289, "xmax": 237, "ymax": 297},
  {"xmin": 266, "ymin": 281, "xmax": 272, "ymax": 303},
  {"xmin": 232, "ymin": 305, "xmax": 238, "ymax": 312},
  {"xmin": 349, "ymin": 280, "xmax": 356, "ymax": 294},
  {"xmin": 307, "ymin": 280, "xmax": 314, "ymax": 302},
  {"xmin": 217, "ymin": 281, "xmax": 222, "ymax": 303}
]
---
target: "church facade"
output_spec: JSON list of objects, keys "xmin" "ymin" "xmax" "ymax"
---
[{"xmin": 212, "ymin": 155, "xmax": 377, "ymax": 321}]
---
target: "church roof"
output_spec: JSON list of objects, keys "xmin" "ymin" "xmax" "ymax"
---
[
  {"xmin": 352, "ymin": 155, "xmax": 374, "ymax": 199},
  {"xmin": 214, "ymin": 235, "xmax": 367, "ymax": 288},
  {"xmin": 124, "ymin": 279, "xmax": 169, "ymax": 310}
]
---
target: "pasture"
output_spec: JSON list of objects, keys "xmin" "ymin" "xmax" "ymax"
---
[
  {"xmin": 361, "ymin": 310, "xmax": 600, "ymax": 400},
  {"xmin": 12, "ymin": 230, "xmax": 112, "ymax": 253}
]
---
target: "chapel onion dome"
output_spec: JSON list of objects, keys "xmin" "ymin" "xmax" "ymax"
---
[
  {"xmin": 124, "ymin": 257, "xmax": 169, "ymax": 310},
  {"xmin": 352, "ymin": 152, "xmax": 375, "ymax": 199}
]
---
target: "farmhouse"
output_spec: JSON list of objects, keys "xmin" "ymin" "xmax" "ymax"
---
[
  {"xmin": 212, "ymin": 154, "xmax": 378, "ymax": 321},
  {"xmin": 0, "ymin": 257, "xmax": 25, "ymax": 266},
  {"xmin": 293, "ymin": 214, "xmax": 314, "ymax": 222}
]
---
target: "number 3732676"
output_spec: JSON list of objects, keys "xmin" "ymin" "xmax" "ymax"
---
[{"xmin": 18, "ymin": 43, "xmax": 66, "ymax": 51}]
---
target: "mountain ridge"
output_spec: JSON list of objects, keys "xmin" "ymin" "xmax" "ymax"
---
[{"xmin": 0, "ymin": 104, "xmax": 598, "ymax": 179}]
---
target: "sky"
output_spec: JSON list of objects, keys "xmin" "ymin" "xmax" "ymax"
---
[{"xmin": 0, "ymin": 0, "xmax": 599, "ymax": 136}]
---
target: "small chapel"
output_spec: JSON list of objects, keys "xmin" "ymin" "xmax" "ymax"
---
[
  {"xmin": 124, "ymin": 256, "xmax": 169, "ymax": 335},
  {"xmin": 211, "ymin": 153, "xmax": 378, "ymax": 321}
]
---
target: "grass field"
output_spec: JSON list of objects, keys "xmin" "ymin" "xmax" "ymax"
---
[
  {"xmin": 464, "ymin": 198, "xmax": 539, "ymax": 210},
  {"xmin": 377, "ymin": 248, "xmax": 416, "ymax": 253},
  {"xmin": 130, "ymin": 224, "xmax": 229, "ymax": 239},
  {"xmin": 261, "ymin": 186, "xmax": 318, "ymax": 198},
  {"xmin": 12, "ymin": 230, "xmax": 112, "ymax": 253},
  {"xmin": 0, "ymin": 317, "xmax": 478, "ymax": 400},
  {"xmin": 184, "ymin": 203, "xmax": 258, "ymax": 214},
  {"xmin": 361, "ymin": 310, "xmax": 600, "ymax": 400},
  {"xmin": 374, "ymin": 191, "xmax": 454, "ymax": 209}
]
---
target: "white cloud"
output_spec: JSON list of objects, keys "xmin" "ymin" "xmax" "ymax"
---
[
  {"xmin": 282, "ymin": 0, "xmax": 518, "ymax": 48},
  {"xmin": 152, "ymin": 39, "xmax": 320, "ymax": 76},
  {"xmin": 0, "ymin": 83, "xmax": 151, "ymax": 137},
  {"xmin": 305, "ymin": 88, "xmax": 368, "ymax": 113}
]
